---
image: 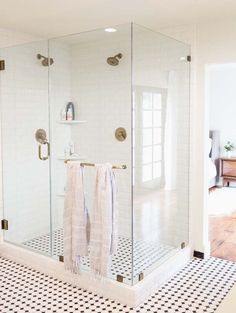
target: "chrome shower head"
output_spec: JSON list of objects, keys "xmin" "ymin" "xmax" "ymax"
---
[
  {"xmin": 37, "ymin": 54, "xmax": 54, "ymax": 66},
  {"xmin": 107, "ymin": 53, "xmax": 123, "ymax": 66}
]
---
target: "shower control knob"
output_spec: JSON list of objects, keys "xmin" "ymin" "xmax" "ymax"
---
[{"xmin": 115, "ymin": 127, "xmax": 127, "ymax": 141}]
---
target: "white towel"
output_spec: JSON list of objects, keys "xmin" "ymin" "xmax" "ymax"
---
[
  {"xmin": 90, "ymin": 163, "xmax": 118, "ymax": 277},
  {"xmin": 63, "ymin": 162, "xmax": 89, "ymax": 273}
]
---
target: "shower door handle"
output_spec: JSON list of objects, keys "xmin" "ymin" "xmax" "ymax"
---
[
  {"xmin": 35, "ymin": 128, "xmax": 50, "ymax": 161},
  {"xmin": 38, "ymin": 142, "xmax": 50, "ymax": 161}
]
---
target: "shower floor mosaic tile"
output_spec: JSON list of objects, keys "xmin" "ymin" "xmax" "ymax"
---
[
  {"xmin": 0, "ymin": 256, "xmax": 235, "ymax": 312},
  {"xmin": 23, "ymin": 229, "xmax": 176, "ymax": 283}
]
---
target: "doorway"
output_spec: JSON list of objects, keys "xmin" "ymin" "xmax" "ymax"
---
[{"xmin": 206, "ymin": 63, "xmax": 236, "ymax": 262}]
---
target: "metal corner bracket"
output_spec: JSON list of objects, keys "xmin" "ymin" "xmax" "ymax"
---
[
  {"xmin": 1, "ymin": 219, "xmax": 8, "ymax": 230},
  {"xmin": 0, "ymin": 60, "xmax": 5, "ymax": 71}
]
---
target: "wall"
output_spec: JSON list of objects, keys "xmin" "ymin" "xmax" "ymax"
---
[
  {"xmin": 67, "ymin": 25, "xmax": 190, "ymax": 249},
  {"xmin": 162, "ymin": 20, "xmax": 236, "ymax": 255},
  {"xmin": 0, "ymin": 29, "xmax": 71, "ymax": 245},
  {"xmin": 0, "ymin": 40, "xmax": 50, "ymax": 243},
  {"xmin": 207, "ymin": 63, "xmax": 236, "ymax": 157},
  {"xmin": 70, "ymin": 29, "xmax": 133, "ymax": 238},
  {"xmin": 0, "ymin": 28, "xmax": 42, "ymax": 244},
  {"xmin": 158, "ymin": 24, "xmax": 196, "ymax": 251},
  {"xmin": 195, "ymin": 20, "xmax": 236, "ymax": 254},
  {"xmin": 132, "ymin": 25, "xmax": 190, "ymax": 247},
  {"xmin": 49, "ymin": 41, "xmax": 71, "ymax": 235}
]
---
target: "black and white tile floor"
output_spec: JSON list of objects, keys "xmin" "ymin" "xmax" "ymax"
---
[
  {"xmin": 23, "ymin": 229, "xmax": 176, "ymax": 283},
  {"xmin": 0, "ymin": 256, "xmax": 235, "ymax": 312}
]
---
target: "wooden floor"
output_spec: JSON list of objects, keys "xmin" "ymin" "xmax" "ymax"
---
[{"xmin": 209, "ymin": 212, "xmax": 236, "ymax": 262}]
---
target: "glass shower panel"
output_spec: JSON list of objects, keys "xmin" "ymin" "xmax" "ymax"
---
[
  {"xmin": 49, "ymin": 24, "xmax": 133, "ymax": 284},
  {"xmin": 132, "ymin": 24, "xmax": 190, "ymax": 283},
  {"xmin": 0, "ymin": 41, "xmax": 51, "ymax": 255}
]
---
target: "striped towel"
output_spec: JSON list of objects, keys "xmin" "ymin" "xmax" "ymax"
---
[
  {"xmin": 90, "ymin": 163, "xmax": 118, "ymax": 277},
  {"xmin": 63, "ymin": 162, "xmax": 90, "ymax": 273}
]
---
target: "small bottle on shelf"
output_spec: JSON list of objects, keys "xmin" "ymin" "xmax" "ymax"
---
[{"xmin": 66, "ymin": 102, "xmax": 75, "ymax": 121}]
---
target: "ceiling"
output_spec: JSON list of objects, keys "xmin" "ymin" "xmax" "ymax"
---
[{"xmin": 1, "ymin": 0, "xmax": 236, "ymax": 38}]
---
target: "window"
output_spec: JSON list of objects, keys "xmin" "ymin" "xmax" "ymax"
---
[{"xmin": 133, "ymin": 87, "xmax": 167, "ymax": 188}]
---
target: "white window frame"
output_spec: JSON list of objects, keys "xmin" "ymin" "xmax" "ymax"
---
[{"xmin": 133, "ymin": 86, "xmax": 167, "ymax": 190}]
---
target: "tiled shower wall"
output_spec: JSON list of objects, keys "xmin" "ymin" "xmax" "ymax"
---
[
  {"xmin": 68, "ymin": 29, "xmax": 190, "ymax": 245},
  {"xmin": 49, "ymin": 42, "xmax": 71, "ymax": 233},
  {"xmin": 0, "ymin": 28, "xmax": 42, "ymax": 244},
  {"xmin": 70, "ymin": 35, "xmax": 132, "ymax": 238},
  {"xmin": 0, "ymin": 31, "xmax": 72, "ymax": 244},
  {"xmin": 0, "ymin": 41, "xmax": 50, "ymax": 243}
]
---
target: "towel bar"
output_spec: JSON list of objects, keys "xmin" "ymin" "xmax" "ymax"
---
[{"xmin": 64, "ymin": 160, "xmax": 127, "ymax": 170}]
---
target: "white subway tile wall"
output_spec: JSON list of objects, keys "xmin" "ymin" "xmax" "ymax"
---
[
  {"xmin": 69, "ymin": 31, "xmax": 132, "ymax": 240},
  {"xmin": 0, "ymin": 41, "xmax": 51, "ymax": 243}
]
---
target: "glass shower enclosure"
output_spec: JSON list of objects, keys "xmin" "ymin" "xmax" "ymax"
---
[{"xmin": 0, "ymin": 23, "xmax": 190, "ymax": 286}]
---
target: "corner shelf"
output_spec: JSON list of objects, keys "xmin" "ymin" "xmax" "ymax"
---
[{"xmin": 57, "ymin": 120, "xmax": 86, "ymax": 124}]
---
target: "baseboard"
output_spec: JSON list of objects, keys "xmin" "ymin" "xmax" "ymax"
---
[{"xmin": 193, "ymin": 250, "xmax": 205, "ymax": 259}]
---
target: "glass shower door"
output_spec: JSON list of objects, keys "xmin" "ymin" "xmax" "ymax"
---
[
  {"xmin": 0, "ymin": 41, "xmax": 52, "ymax": 256},
  {"xmin": 132, "ymin": 24, "xmax": 190, "ymax": 283}
]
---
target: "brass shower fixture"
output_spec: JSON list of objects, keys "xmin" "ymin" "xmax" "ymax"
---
[
  {"xmin": 115, "ymin": 127, "xmax": 127, "ymax": 141},
  {"xmin": 37, "ymin": 54, "xmax": 54, "ymax": 66},
  {"xmin": 107, "ymin": 53, "xmax": 123, "ymax": 66}
]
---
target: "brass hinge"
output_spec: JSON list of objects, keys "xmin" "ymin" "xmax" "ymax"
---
[
  {"xmin": 116, "ymin": 274, "xmax": 123, "ymax": 283},
  {"xmin": 59, "ymin": 255, "xmax": 64, "ymax": 262},
  {"xmin": 187, "ymin": 55, "xmax": 191, "ymax": 62},
  {"xmin": 0, "ymin": 60, "xmax": 5, "ymax": 71},
  {"xmin": 1, "ymin": 219, "xmax": 8, "ymax": 230},
  {"xmin": 138, "ymin": 272, "xmax": 144, "ymax": 281}
]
